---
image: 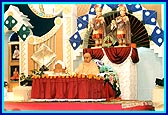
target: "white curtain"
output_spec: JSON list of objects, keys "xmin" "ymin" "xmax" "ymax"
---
[{"xmin": 101, "ymin": 48, "xmax": 137, "ymax": 100}]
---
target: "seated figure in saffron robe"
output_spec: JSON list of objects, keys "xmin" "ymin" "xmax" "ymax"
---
[{"xmin": 75, "ymin": 53, "xmax": 100, "ymax": 75}]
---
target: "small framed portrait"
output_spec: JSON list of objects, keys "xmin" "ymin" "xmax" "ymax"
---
[
  {"xmin": 10, "ymin": 66, "xmax": 19, "ymax": 81},
  {"xmin": 11, "ymin": 44, "xmax": 19, "ymax": 61}
]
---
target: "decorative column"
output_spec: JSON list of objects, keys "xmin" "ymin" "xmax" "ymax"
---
[
  {"xmin": 62, "ymin": 5, "xmax": 77, "ymax": 73},
  {"xmin": 20, "ymin": 40, "xmax": 29, "ymax": 79}
]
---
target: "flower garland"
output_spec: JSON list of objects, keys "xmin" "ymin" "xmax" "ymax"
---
[{"xmin": 95, "ymin": 59, "xmax": 121, "ymax": 98}]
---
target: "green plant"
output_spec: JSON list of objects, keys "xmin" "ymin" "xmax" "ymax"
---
[
  {"xmin": 20, "ymin": 73, "xmax": 32, "ymax": 86},
  {"xmin": 20, "ymin": 65, "xmax": 49, "ymax": 86}
]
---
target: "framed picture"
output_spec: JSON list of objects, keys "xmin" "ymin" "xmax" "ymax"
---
[
  {"xmin": 10, "ymin": 65, "xmax": 19, "ymax": 81},
  {"xmin": 11, "ymin": 44, "xmax": 19, "ymax": 61}
]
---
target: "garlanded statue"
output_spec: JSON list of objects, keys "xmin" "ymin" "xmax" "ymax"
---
[
  {"xmin": 111, "ymin": 4, "xmax": 131, "ymax": 47},
  {"xmin": 89, "ymin": 4, "xmax": 106, "ymax": 47}
]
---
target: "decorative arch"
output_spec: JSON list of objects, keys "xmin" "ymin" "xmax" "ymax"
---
[
  {"xmin": 8, "ymin": 32, "xmax": 19, "ymax": 42},
  {"xmin": 70, "ymin": 4, "xmax": 164, "ymax": 50},
  {"xmin": 4, "ymin": 4, "xmax": 77, "ymax": 75},
  {"xmin": 4, "ymin": 5, "xmax": 64, "ymax": 75}
]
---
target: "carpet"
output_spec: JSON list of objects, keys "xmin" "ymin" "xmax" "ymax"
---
[{"xmin": 4, "ymin": 100, "xmax": 154, "ymax": 112}]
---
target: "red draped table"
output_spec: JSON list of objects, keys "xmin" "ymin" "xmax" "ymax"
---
[{"xmin": 31, "ymin": 74, "xmax": 116, "ymax": 101}]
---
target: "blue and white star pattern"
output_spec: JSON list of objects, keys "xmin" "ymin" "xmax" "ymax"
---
[
  {"xmin": 106, "ymin": 4, "xmax": 119, "ymax": 10},
  {"xmin": 69, "ymin": 31, "xmax": 82, "ymax": 50},
  {"xmin": 89, "ymin": 4, "xmax": 97, "ymax": 15},
  {"xmin": 143, "ymin": 10, "xmax": 157, "ymax": 25},
  {"xmin": 77, "ymin": 14, "xmax": 89, "ymax": 31},
  {"xmin": 126, "ymin": 4, "xmax": 142, "ymax": 12},
  {"xmin": 151, "ymin": 26, "xmax": 164, "ymax": 46},
  {"xmin": 88, "ymin": 4, "xmax": 104, "ymax": 15}
]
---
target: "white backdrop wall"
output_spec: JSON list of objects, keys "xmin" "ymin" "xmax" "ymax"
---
[{"xmin": 137, "ymin": 47, "xmax": 163, "ymax": 100}]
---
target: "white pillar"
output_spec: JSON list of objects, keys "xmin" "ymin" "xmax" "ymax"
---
[
  {"xmin": 19, "ymin": 39, "xmax": 29, "ymax": 85},
  {"xmin": 62, "ymin": 4, "xmax": 77, "ymax": 73}
]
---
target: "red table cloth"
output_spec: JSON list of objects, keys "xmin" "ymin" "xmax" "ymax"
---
[{"xmin": 31, "ymin": 74, "xmax": 116, "ymax": 100}]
